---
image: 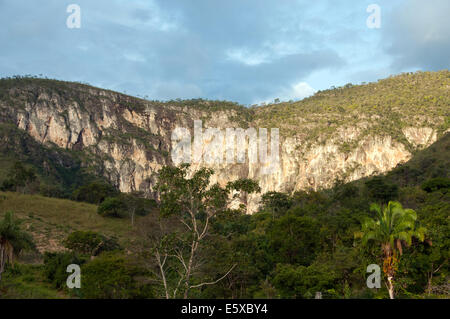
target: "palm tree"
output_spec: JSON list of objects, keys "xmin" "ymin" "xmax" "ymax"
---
[
  {"xmin": 355, "ymin": 201, "xmax": 426, "ymax": 299},
  {"xmin": 0, "ymin": 211, "xmax": 35, "ymax": 282}
]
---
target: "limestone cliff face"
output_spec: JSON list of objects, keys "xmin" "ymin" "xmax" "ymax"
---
[{"xmin": 0, "ymin": 80, "xmax": 445, "ymax": 213}]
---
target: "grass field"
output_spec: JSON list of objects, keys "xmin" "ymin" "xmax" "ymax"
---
[
  {"xmin": 0, "ymin": 192, "xmax": 136, "ymax": 254},
  {"xmin": 0, "ymin": 264, "xmax": 69, "ymax": 299},
  {"xmin": 0, "ymin": 192, "xmax": 142, "ymax": 298}
]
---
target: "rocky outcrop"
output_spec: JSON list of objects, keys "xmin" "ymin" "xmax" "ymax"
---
[
  {"xmin": 0, "ymin": 80, "xmax": 444, "ymax": 213},
  {"xmin": 403, "ymin": 127, "xmax": 437, "ymax": 148}
]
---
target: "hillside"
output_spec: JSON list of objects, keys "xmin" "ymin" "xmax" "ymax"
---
[
  {"xmin": 386, "ymin": 131, "xmax": 450, "ymax": 186},
  {"xmin": 255, "ymin": 71, "xmax": 449, "ymax": 143},
  {"xmin": 0, "ymin": 71, "xmax": 449, "ymax": 212},
  {"xmin": 1, "ymin": 133, "xmax": 447, "ymax": 254},
  {"xmin": 0, "ymin": 192, "xmax": 134, "ymax": 253},
  {"xmin": 0, "ymin": 130, "xmax": 448, "ymax": 299},
  {"xmin": 0, "ymin": 72, "xmax": 448, "ymax": 297}
]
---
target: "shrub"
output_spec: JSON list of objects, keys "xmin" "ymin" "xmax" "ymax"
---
[
  {"xmin": 118, "ymin": 193, "xmax": 156, "ymax": 217},
  {"xmin": 0, "ymin": 162, "xmax": 39, "ymax": 194},
  {"xmin": 365, "ymin": 176, "xmax": 398, "ymax": 204},
  {"xmin": 63, "ymin": 231, "xmax": 120, "ymax": 256},
  {"xmin": 43, "ymin": 252, "xmax": 86, "ymax": 289},
  {"xmin": 71, "ymin": 181, "xmax": 118, "ymax": 204},
  {"xmin": 421, "ymin": 177, "xmax": 450, "ymax": 193},
  {"xmin": 0, "ymin": 179, "xmax": 15, "ymax": 192},
  {"xmin": 80, "ymin": 252, "xmax": 154, "ymax": 299},
  {"xmin": 97, "ymin": 197, "xmax": 128, "ymax": 218}
]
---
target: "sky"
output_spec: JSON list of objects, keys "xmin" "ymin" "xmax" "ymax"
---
[{"xmin": 0, "ymin": 0, "xmax": 449, "ymax": 105}]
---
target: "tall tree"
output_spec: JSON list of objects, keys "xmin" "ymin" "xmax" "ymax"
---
[
  {"xmin": 145, "ymin": 164, "xmax": 260, "ymax": 299},
  {"xmin": 355, "ymin": 201, "xmax": 426, "ymax": 299},
  {"xmin": 0, "ymin": 211, "xmax": 35, "ymax": 281}
]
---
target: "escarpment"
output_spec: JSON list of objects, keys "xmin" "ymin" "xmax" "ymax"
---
[{"xmin": 0, "ymin": 71, "xmax": 448, "ymax": 212}]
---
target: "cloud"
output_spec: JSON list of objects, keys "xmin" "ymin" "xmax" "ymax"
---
[
  {"xmin": 0, "ymin": 0, "xmax": 349, "ymax": 104},
  {"xmin": 257, "ymin": 81, "xmax": 316, "ymax": 105},
  {"xmin": 0, "ymin": 0, "xmax": 446, "ymax": 105},
  {"xmin": 123, "ymin": 52, "xmax": 147, "ymax": 63},
  {"xmin": 212, "ymin": 49, "xmax": 344, "ymax": 103},
  {"xmin": 285, "ymin": 82, "xmax": 316, "ymax": 101},
  {"xmin": 225, "ymin": 48, "xmax": 269, "ymax": 66},
  {"xmin": 383, "ymin": 0, "xmax": 450, "ymax": 71}
]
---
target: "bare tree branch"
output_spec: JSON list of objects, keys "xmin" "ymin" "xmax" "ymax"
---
[{"xmin": 189, "ymin": 264, "xmax": 237, "ymax": 289}]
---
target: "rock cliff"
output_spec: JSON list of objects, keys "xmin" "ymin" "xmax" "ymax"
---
[{"xmin": 0, "ymin": 71, "xmax": 448, "ymax": 212}]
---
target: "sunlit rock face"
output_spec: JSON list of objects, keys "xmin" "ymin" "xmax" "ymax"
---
[{"xmin": 0, "ymin": 83, "xmax": 442, "ymax": 213}]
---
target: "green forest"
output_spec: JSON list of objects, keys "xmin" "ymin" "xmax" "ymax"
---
[{"xmin": 0, "ymin": 132, "xmax": 448, "ymax": 299}]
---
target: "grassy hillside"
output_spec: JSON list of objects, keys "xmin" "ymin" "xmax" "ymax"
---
[
  {"xmin": 0, "ymin": 192, "xmax": 135, "ymax": 253},
  {"xmin": 254, "ymin": 70, "xmax": 450, "ymax": 149},
  {"xmin": 0, "ymin": 193, "xmax": 138, "ymax": 298}
]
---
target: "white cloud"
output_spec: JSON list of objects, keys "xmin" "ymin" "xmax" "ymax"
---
[
  {"xmin": 384, "ymin": 0, "xmax": 450, "ymax": 70},
  {"xmin": 288, "ymin": 82, "xmax": 316, "ymax": 100},
  {"xmin": 225, "ymin": 48, "xmax": 269, "ymax": 66},
  {"xmin": 255, "ymin": 81, "xmax": 316, "ymax": 105},
  {"xmin": 123, "ymin": 52, "xmax": 146, "ymax": 63}
]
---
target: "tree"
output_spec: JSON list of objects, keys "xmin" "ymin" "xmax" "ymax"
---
[
  {"xmin": 267, "ymin": 214, "xmax": 320, "ymax": 265},
  {"xmin": 72, "ymin": 181, "xmax": 118, "ymax": 204},
  {"xmin": 365, "ymin": 176, "xmax": 398, "ymax": 204},
  {"xmin": 118, "ymin": 192, "xmax": 156, "ymax": 226},
  {"xmin": 421, "ymin": 177, "xmax": 450, "ymax": 193},
  {"xmin": 44, "ymin": 251, "xmax": 86, "ymax": 289},
  {"xmin": 0, "ymin": 211, "xmax": 35, "ymax": 281},
  {"xmin": 355, "ymin": 201, "xmax": 426, "ymax": 299},
  {"xmin": 272, "ymin": 262, "xmax": 339, "ymax": 299},
  {"xmin": 1, "ymin": 161, "xmax": 38, "ymax": 194},
  {"xmin": 97, "ymin": 193, "xmax": 155, "ymax": 222},
  {"xmin": 260, "ymin": 191, "xmax": 292, "ymax": 219},
  {"xmin": 146, "ymin": 164, "xmax": 260, "ymax": 299},
  {"xmin": 63, "ymin": 231, "xmax": 120, "ymax": 257},
  {"xmin": 98, "ymin": 197, "xmax": 128, "ymax": 218},
  {"xmin": 80, "ymin": 252, "xmax": 153, "ymax": 299}
]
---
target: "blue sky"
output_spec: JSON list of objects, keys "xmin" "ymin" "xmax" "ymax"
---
[{"xmin": 0, "ymin": 0, "xmax": 449, "ymax": 105}]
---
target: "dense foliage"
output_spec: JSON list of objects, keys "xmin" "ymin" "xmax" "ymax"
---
[
  {"xmin": 0, "ymin": 71, "xmax": 448, "ymax": 298},
  {"xmin": 0, "ymin": 124, "xmax": 109, "ymax": 198},
  {"xmin": 97, "ymin": 193, "xmax": 156, "ymax": 221},
  {"xmin": 63, "ymin": 231, "xmax": 120, "ymax": 256},
  {"xmin": 1, "ymin": 132, "xmax": 449, "ymax": 298},
  {"xmin": 80, "ymin": 252, "xmax": 153, "ymax": 299},
  {"xmin": 72, "ymin": 182, "xmax": 119, "ymax": 205},
  {"xmin": 43, "ymin": 252, "xmax": 86, "ymax": 290}
]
